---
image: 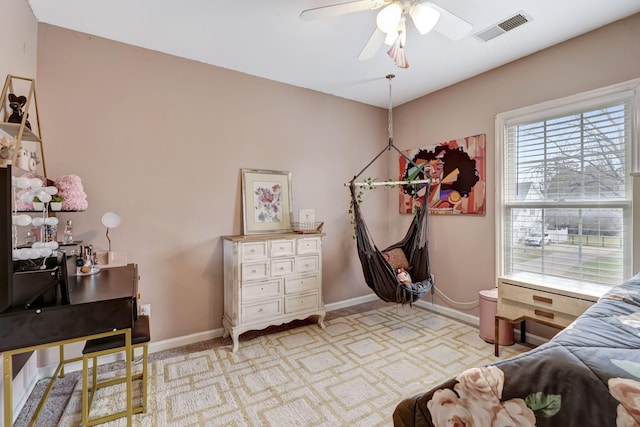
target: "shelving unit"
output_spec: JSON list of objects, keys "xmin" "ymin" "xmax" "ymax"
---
[{"xmin": 0, "ymin": 75, "xmax": 46, "ymax": 177}]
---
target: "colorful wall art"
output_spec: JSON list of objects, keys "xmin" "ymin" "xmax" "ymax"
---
[{"xmin": 399, "ymin": 134, "xmax": 486, "ymax": 215}]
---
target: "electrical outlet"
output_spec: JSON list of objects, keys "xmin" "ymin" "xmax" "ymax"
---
[{"xmin": 140, "ymin": 304, "xmax": 151, "ymax": 317}]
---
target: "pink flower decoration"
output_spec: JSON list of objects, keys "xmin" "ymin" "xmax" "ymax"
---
[{"xmin": 54, "ymin": 175, "xmax": 88, "ymax": 211}]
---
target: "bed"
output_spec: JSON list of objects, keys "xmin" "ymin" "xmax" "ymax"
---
[{"xmin": 393, "ymin": 273, "xmax": 640, "ymax": 427}]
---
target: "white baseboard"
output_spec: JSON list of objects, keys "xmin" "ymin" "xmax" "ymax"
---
[
  {"xmin": 146, "ymin": 292, "xmax": 380, "ymax": 354},
  {"xmin": 414, "ymin": 299, "xmax": 480, "ymax": 326},
  {"xmin": 148, "ymin": 328, "xmax": 225, "ymax": 354},
  {"xmin": 414, "ymin": 299, "xmax": 548, "ymax": 347},
  {"xmin": 324, "ymin": 293, "xmax": 379, "ymax": 311}
]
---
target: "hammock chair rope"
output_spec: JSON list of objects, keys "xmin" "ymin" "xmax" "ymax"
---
[
  {"xmin": 348, "ymin": 75, "xmax": 434, "ymax": 305},
  {"xmin": 349, "ymin": 183, "xmax": 434, "ymax": 305}
]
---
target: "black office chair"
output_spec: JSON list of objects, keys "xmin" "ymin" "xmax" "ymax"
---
[{"xmin": 81, "ymin": 315, "xmax": 151, "ymax": 426}]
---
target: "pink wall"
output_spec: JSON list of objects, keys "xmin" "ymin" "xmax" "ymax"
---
[
  {"xmin": 0, "ymin": 0, "xmax": 38, "ymax": 416},
  {"xmin": 3, "ymin": 5, "xmax": 639, "ymax": 346},
  {"xmin": 394, "ymin": 13, "xmax": 640, "ymax": 335},
  {"xmin": 0, "ymin": 0, "xmax": 38, "ymax": 80},
  {"xmin": 35, "ymin": 24, "xmax": 389, "ymax": 341}
]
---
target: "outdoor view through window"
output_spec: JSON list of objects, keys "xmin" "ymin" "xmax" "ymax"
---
[{"xmin": 501, "ymin": 93, "xmax": 633, "ymax": 286}]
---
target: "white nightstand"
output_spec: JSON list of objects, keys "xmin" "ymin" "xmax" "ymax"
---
[{"xmin": 494, "ymin": 272, "xmax": 610, "ymax": 356}]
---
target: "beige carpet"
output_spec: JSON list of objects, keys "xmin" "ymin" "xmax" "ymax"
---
[{"xmin": 27, "ymin": 305, "xmax": 528, "ymax": 426}]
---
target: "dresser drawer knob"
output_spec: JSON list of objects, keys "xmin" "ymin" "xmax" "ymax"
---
[{"xmin": 533, "ymin": 295, "xmax": 553, "ymax": 304}]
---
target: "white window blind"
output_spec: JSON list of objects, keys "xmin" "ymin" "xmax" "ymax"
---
[{"xmin": 498, "ymin": 83, "xmax": 637, "ymax": 286}]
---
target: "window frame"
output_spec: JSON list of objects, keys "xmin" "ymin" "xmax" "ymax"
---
[{"xmin": 495, "ymin": 78, "xmax": 640, "ymax": 285}]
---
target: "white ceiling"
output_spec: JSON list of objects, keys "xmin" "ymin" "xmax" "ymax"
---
[{"xmin": 27, "ymin": 0, "xmax": 640, "ymax": 108}]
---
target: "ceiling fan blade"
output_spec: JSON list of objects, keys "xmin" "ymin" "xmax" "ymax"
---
[
  {"xmin": 358, "ymin": 28, "xmax": 386, "ymax": 60},
  {"xmin": 300, "ymin": 0, "xmax": 389, "ymax": 21},
  {"xmin": 428, "ymin": 2, "xmax": 473, "ymax": 41}
]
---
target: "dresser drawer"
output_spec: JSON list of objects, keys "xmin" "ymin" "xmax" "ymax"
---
[
  {"xmin": 241, "ymin": 261, "xmax": 269, "ymax": 281},
  {"xmin": 240, "ymin": 241, "xmax": 268, "ymax": 260},
  {"xmin": 271, "ymin": 258, "xmax": 295, "ymax": 277},
  {"xmin": 284, "ymin": 275, "xmax": 319, "ymax": 294},
  {"xmin": 242, "ymin": 300, "xmax": 282, "ymax": 323},
  {"xmin": 499, "ymin": 281, "xmax": 594, "ymax": 318},
  {"xmin": 285, "ymin": 292, "xmax": 319, "ymax": 314},
  {"xmin": 242, "ymin": 280, "xmax": 282, "ymax": 302},
  {"xmin": 297, "ymin": 237, "xmax": 321, "ymax": 254},
  {"xmin": 498, "ymin": 298, "xmax": 578, "ymax": 328},
  {"xmin": 270, "ymin": 239, "xmax": 295, "ymax": 257},
  {"xmin": 223, "ymin": 233, "xmax": 326, "ymax": 352},
  {"xmin": 296, "ymin": 255, "xmax": 319, "ymax": 274}
]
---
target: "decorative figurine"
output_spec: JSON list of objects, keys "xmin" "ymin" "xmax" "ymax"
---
[{"xmin": 8, "ymin": 93, "xmax": 31, "ymax": 130}]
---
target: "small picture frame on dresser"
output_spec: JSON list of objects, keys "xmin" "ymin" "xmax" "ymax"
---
[
  {"xmin": 298, "ymin": 209, "xmax": 315, "ymax": 224},
  {"xmin": 241, "ymin": 168, "xmax": 293, "ymax": 234}
]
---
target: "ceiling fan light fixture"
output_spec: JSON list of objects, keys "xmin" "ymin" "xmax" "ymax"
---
[
  {"xmin": 387, "ymin": 38, "xmax": 409, "ymax": 69},
  {"xmin": 384, "ymin": 16, "xmax": 407, "ymax": 46},
  {"xmin": 376, "ymin": 2, "xmax": 402, "ymax": 33},
  {"xmin": 384, "ymin": 29, "xmax": 398, "ymax": 46},
  {"xmin": 410, "ymin": 2, "xmax": 440, "ymax": 35}
]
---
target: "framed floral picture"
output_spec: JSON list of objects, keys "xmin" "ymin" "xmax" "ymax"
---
[{"xmin": 241, "ymin": 168, "xmax": 293, "ymax": 234}]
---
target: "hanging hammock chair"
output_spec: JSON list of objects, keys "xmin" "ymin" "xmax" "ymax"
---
[
  {"xmin": 347, "ymin": 75, "xmax": 434, "ymax": 305},
  {"xmin": 348, "ymin": 166, "xmax": 434, "ymax": 305}
]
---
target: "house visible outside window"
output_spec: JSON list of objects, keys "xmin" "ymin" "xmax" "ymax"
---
[{"xmin": 496, "ymin": 79, "xmax": 640, "ymax": 286}]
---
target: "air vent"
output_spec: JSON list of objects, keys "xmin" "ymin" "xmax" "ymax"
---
[{"xmin": 474, "ymin": 12, "xmax": 531, "ymax": 42}]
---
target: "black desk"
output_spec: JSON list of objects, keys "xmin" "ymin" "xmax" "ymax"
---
[{"xmin": 1, "ymin": 263, "xmax": 138, "ymax": 426}]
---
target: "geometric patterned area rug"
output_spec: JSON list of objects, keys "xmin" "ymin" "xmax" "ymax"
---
[{"xmin": 55, "ymin": 305, "xmax": 528, "ymax": 426}]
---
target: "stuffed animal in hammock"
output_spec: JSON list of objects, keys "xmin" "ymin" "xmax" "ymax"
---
[{"xmin": 396, "ymin": 268, "xmax": 412, "ymax": 285}]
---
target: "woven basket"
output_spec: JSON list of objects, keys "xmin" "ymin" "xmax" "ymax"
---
[{"xmin": 291, "ymin": 221, "xmax": 324, "ymax": 234}]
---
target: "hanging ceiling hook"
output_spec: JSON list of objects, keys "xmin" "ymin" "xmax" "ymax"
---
[{"xmin": 386, "ymin": 74, "xmax": 395, "ymax": 147}]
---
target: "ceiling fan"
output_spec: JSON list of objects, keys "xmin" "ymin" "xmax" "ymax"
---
[{"xmin": 300, "ymin": 0, "xmax": 473, "ymax": 68}]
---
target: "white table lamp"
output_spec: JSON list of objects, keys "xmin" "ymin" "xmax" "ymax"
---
[{"xmin": 100, "ymin": 211, "xmax": 126, "ymax": 267}]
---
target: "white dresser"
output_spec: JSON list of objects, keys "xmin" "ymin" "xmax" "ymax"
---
[
  {"xmin": 222, "ymin": 233, "xmax": 326, "ymax": 352},
  {"xmin": 494, "ymin": 272, "xmax": 610, "ymax": 355}
]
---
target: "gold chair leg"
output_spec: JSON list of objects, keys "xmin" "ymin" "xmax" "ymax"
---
[
  {"xmin": 4, "ymin": 354, "xmax": 13, "ymax": 427},
  {"xmin": 125, "ymin": 329, "xmax": 132, "ymax": 426},
  {"xmin": 81, "ymin": 329, "xmax": 149, "ymax": 425},
  {"xmin": 82, "ymin": 355, "xmax": 89, "ymax": 426},
  {"xmin": 59, "ymin": 345, "xmax": 65, "ymax": 378},
  {"xmin": 142, "ymin": 343, "xmax": 148, "ymax": 412}
]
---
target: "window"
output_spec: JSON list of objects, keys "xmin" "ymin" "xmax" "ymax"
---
[{"xmin": 496, "ymin": 80, "xmax": 640, "ymax": 286}]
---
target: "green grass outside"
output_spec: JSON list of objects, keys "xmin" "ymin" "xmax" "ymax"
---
[{"xmin": 566, "ymin": 256, "xmax": 623, "ymax": 285}]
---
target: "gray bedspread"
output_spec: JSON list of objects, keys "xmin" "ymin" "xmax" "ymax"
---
[{"xmin": 393, "ymin": 274, "xmax": 640, "ymax": 427}]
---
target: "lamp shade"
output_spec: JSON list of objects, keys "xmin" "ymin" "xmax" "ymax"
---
[
  {"xmin": 410, "ymin": 2, "xmax": 440, "ymax": 35},
  {"xmin": 102, "ymin": 211, "xmax": 122, "ymax": 228},
  {"xmin": 376, "ymin": 2, "xmax": 402, "ymax": 33}
]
